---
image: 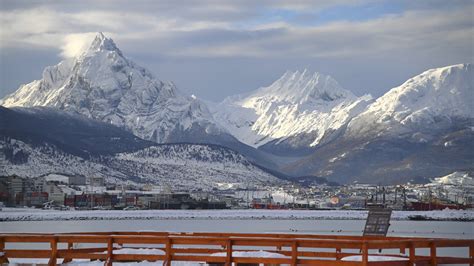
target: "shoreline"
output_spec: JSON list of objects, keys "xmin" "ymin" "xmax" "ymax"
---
[{"xmin": 1, "ymin": 208, "xmax": 473, "ymax": 222}]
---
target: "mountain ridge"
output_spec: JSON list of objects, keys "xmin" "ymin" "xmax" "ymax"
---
[
  {"xmin": 346, "ymin": 63, "xmax": 473, "ymax": 139},
  {"xmin": 211, "ymin": 69, "xmax": 373, "ymax": 149},
  {"xmin": 0, "ymin": 32, "xmax": 282, "ymax": 170},
  {"xmin": 0, "ymin": 106, "xmax": 282, "ymax": 189},
  {"xmin": 282, "ymin": 63, "xmax": 474, "ymax": 184}
]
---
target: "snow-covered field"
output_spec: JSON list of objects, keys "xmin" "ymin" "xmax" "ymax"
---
[{"xmin": 1, "ymin": 208, "xmax": 472, "ymax": 222}]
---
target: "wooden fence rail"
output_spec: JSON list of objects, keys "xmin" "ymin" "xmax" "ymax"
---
[{"xmin": 0, "ymin": 232, "xmax": 472, "ymax": 266}]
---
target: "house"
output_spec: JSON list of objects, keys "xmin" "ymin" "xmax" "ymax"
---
[
  {"xmin": 87, "ymin": 176, "xmax": 105, "ymax": 187},
  {"xmin": 43, "ymin": 182, "xmax": 66, "ymax": 205},
  {"xmin": 0, "ymin": 175, "xmax": 35, "ymax": 206}
]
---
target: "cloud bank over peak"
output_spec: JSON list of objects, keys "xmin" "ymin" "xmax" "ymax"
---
[{"xmin": 60, "ymin": 32, "xmax": 100, "ymax": 58}]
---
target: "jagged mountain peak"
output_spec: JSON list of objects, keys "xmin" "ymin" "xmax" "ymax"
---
[
  {"xmin": 0, "ymin": 33, "xmax": 226, "ymax": 145},
  {"xmin": 83, "ymin": 32, "xmax": 122, "ymax": 56},
  {"xmin": 36, "ymin": 33, "xmax": 125, "ymax": 91},
  {"xmin": 251, "ymin": 69, "xmax": 354, "ymax": 105},
  {"xmin": 212, "ymin": 69, "xmax": 371, "ymax": 149}
]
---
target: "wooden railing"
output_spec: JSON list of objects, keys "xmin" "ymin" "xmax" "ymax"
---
[{"xmin": 0, "ymin": 232, "xmax": 472, "ymax": 266}]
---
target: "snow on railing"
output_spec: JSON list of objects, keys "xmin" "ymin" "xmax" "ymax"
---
[{"xmin": 0, "ymin": 231, "xmax": 473, "ymax": 265}]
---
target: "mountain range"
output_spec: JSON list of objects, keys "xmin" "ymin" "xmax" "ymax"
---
[
  {"xmin": 283, "ymin": 64, "xmax": 474, "ymax": 184},
  {"xmin": 1, "ymin": 32, "xmax": 472, "ymax": 185}
]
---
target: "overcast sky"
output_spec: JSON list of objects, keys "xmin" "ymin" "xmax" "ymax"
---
[{"xmin": 0, "ymin": 0, "xmax": 472, "ymax": 101}]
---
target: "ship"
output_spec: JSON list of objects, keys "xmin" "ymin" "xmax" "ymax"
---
[{"xmin": 251, "ymin": 196, "xmax": 288, "ymax": 209}]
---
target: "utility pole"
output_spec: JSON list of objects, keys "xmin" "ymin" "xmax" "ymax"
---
[
  {"xmin": 402, "ymin": 186, "xmax": 407, "ymax": 210},
  {"xmin": 375, "ymin": 186, "xmax": 378, "ymax": 204},
  {"xmin": 394, "ymin": 186, "xmax": 398, "ymax": 205},
  {"xmin": 382, "ymin": 187, "xmax": 386, "ymax": 206},
  {"xmin": 428, "ymin": 187, "xmax": 432, "ymax": 210}
]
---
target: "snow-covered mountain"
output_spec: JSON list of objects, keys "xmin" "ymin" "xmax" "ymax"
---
[
  {"xmin": 0, "ymin": 106, "xmax": 153, "ymax": 157},
  {"xmin": 283, "ymin": 64, "xmax": 474, "ymax": 184},
  {"xmin": 212, "ymin": 70, "xmax": 372, "ymax": 152},
  {"xmin": 427, "ymin": 171, "xmax": 474, "ymax": 205},
  {"xmin": 346, "ymin": 64, "xmax": 473, "ymax": 140},
  {"xmin": 430, "ymin": 171, "xmax": 474, "ymax": 186},
  {"xmin": 0, "ymin": 138, "xmax": 281, "ymax": 191},
  {"xmin": 0, "ymin": 32, "xmax": 228, "ymax": 145},
  {"xmin": 0, "ymin": 107, "xmax": 281, "ymax": 190},
  {"xmin": 1, "ymin": 31, "xmax": 471, "ymax": 185}
]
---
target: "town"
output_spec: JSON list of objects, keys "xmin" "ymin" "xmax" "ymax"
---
[{"xmin": 1, "ymin": 173, "xmax": 472, "ymax": 211}]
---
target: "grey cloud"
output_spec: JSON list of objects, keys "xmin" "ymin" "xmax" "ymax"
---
[{"xmin": 0, "ymin": 0, "xmax": 472, "ymax": 102}]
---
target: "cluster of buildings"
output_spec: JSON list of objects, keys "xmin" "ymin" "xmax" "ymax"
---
[
  {"xmin": 1, "ymin": 173, "xmax": 472, "ymax": 211},
  {"xmin": 273, "ymin": 181, "xmax": 473, "ymax": 210},
  {"xmin": 0, "ymin": 175, "xmax": 227, "ymax": 210}
]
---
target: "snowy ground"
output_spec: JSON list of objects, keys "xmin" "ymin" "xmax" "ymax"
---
[
  {"xmin": 8, "ymin": 259, "xmax": 204, "ymax": 265},
  {"xmin": 7, "ymin": 249, "xmax": 287, "ymax": 265},
  {"xmin": 1, "ymin": 208, "xmax": 472, "ymax": 222}
]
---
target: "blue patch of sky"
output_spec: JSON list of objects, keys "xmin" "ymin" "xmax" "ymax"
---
[
  {"xmin": 236, "ymin": 1, "xmax": 405, "ymax": 29},
  {"xmin": 308, "ymin": 1, "xmax": 404, "ymax": 25}
]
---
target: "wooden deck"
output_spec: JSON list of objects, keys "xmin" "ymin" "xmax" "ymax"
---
[{"xmin": 0, "ymin": 231, "xmax": 472, "ymax": 265}]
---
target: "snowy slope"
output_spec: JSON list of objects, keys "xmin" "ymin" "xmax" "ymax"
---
[
  {"xmin": 212, "ymin": 70, "xmax": 372, "ymax": 149},
  {"xmin": 427, "ymin": 172, "xmax": 474, "ymax": 204},
  {"xmin": 0, "ymin": 106, "xmax": 281, "ymax": 189},
  {"xmin": 346, "ymin": 64, "xmax": 473, "ymax": 139},
  {"xmin": 430, "ymin": 172, "xmax": 474, "ymax": 186},
  {"xmin": 0, "ymin": 106, "xmax": 152, "ymax": 157},
  {"xmin": 0, "ymin": 138, "xmax": 281, "ymax": 191},
  {"xmin": 0, "ymin": 32, "xmax": 226, "ymax": 144},
  {"xmin": 283, "ymin": 64, "xmax": 474, "ymax": 184}
]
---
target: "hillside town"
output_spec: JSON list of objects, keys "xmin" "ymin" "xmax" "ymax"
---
[{"xmin": 1, "ymin": 172, "xmax": 472, "ymax": 212}]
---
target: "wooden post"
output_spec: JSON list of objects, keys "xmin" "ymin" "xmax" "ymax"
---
[
  {"xmin": 361, "ymin": 242, "xmax": 368, "ymax": 266},
  {"xmin": 430, "ymin": 242, "xmax": 437, "ymax": 266},
  {"xmin": 0, "ymin": 237, "xmax": 8, "ymax": 263},
  {"xmin": 165, "ymin": 238, "xmax": 172, "ymax": 266},
  {"xmin": 48, "ymin": 237, "xmax": 58, "ymax": 266},
  {"xmin": 105, "ymin": 237, "xmax": 113, "ymax": 266},
  {"xmin": 336, "ymin": 247, "xmax": 341, "ymax": 260},
  {"xmin": 291, "ymin": 241, "xmax": 298, "ymax": 266},
  {"xmin": 226, "ymin": 239, "xmax": 232, "ymax": 266},
  {"xmin": 408, "ymin": 242, "xmax": 415, "ymax": 266},
  {"xmin": 469, "ymin": 244, "xmax": 473, "ymax": 266},
  {"xmin": 400, "ymin": 247, "xmax": 405, "ymax": 255},
  {"xmin": 62, "ymin": 242, "xmax": 74, "ymax": 263}
]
